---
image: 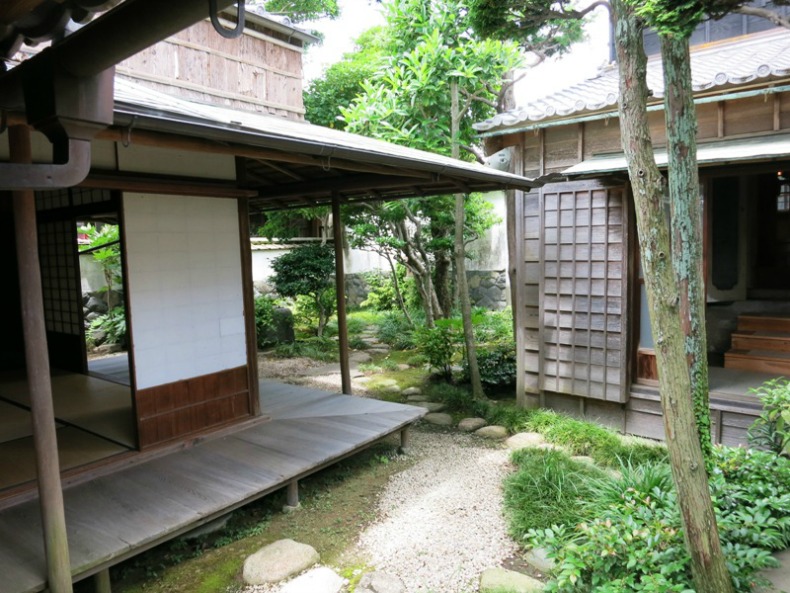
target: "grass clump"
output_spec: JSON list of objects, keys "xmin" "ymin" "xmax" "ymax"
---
[
  {"xmin": 272, "ymin": 337, "xmax": 338, "ymax": 362},
  {"xmin": 504, "ymin": 448, "xmax": 607, "ymax": 537}
]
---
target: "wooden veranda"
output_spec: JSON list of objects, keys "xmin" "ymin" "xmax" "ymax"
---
[{"xmin": 0, "ymin": 380, "xmax": 424, "ymax": 593}]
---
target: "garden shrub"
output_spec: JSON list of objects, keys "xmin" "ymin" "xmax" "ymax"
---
[
  {"xmin": 462, "ymin": 340, "xmax": 517, "ymax": 387},
  {"xmin": 414, "ymin": 319, "xmax": 462, "ymax": 379},
  {"xmin": 747, "ymin": 377, "xmax": 790, "ymax": 456},
  {"xmin": 376, "ymin": 311, "xmax": 416, "ymax": 350},
  {"xmin": 89, "ymin": 307, "xmax": 127, "ymax": 348},
  {"xmin": 272, "ymin": 336, "xmax": 338, "ymax": 362},
  {"xmin": 254, "ymin": 296, "xmax": 276, "ymax": 348}
]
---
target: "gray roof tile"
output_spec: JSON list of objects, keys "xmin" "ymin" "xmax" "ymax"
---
[{"xmin": 475, "ymin": 29, "xmax": 790, "ymax": 133}]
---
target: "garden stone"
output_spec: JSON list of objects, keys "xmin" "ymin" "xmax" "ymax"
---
[
  {"xmin": 242, "ymin": 539, "xmax": 319, "ymax": 585},
  {"xmin": 86, "ymin": 295, "xmax": 109, "ymax": 314},
  {"xmin": 475, "ymin": 425, "xmax": 509, "ymax": 440},
  {"xmin": 480, "ymin": 568, "xmax": 544, "ymax": 593},
  {"xmin": 367, "ymin": 347, "xmax": 391, "ymax": 355},
  {"xmin": 402, "ymin": 387, "xmax": 421, "ymax": 396},
  {"xmin": 423, "ymin": 413, "xmax": 453, "ymax": 426},
  {"xmin": 458, "ymin": 417, "xmax": 487, "ymax": 432},
  {"xmin": 381, "ymin": 385, "xmax": 402, "ymax": 395},
  {"xmin": 407, "ymin": 395, "xmax": 429, "ymax": 403},
  {"xmin": 506, "ymin": 432, "xmax": 545, "ymax": 450},
  {"xmin": 419, "ymin": 402, "xmax": 446, "ymax": 413},
  {"xmin": 524, "ymin": 547, "xmax": 555, "ymax": 574},
  {"xmin": 356, "ymin": 571, "xmax": 405, "ymax": 593},
  {"xmin": 279, "ymin": 567, "xmax": 345, "ymax": 593},
  {"xmin": 570, "ymin": 456, "xmax": 595, "ymax": 466},
  {"xmin": 349, "ymin": 351, "xmax": 372, "ymax": 363},
  {"xmin": 377, "ymin": 378, "xmax": 398, "ymax": 387},
  {"xmin": 85, "ymin": 311, "xmax": 101, "ymax": 322}
]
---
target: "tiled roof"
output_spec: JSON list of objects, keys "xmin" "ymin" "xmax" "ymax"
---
[{"xmin": 475, "ymin": 30, "xmax": 790, "ymax": 134}]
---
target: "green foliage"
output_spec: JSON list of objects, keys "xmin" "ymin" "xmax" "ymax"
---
[
  {"xmin": 254, "ymin": 208, "xmax": 329, "ymax": 241},
  {"xmin": 505, "ymin": 449, "xmax": 606, "ymax": 537},
  {"xmin": 467, "ymin": 0, "xmax": 585, "ymax": 56},
  {"xmin": 89, "ymin": 307, "xmax": 127, "ymax": 348},
  {"xmin": 747, "ymin": 377, "xmax": 790, "ymax": 456},
  {"xmin": 304, "ymin": 28, "xmax": 385, "ymax": 129},
  {"xmin": 272, "ymin": 336, "xmax": 338, "ymax": 362},
  {"xmin": 360, "ymin": 266, "xmax": 420, "ymax": 312},
  {"xmin": 254, "ymin": 296, "xmax": 284, "ymax": 349},
  {"xmin": 376, "ymin": 311, "xmax": 418, "ymax": 350},
  {"xmin": 271, "ymin": 243, "xmax": 336, "ymax": 336},
  {"xmin": 414, "ymin": 319, "xmax": 463, "ymax": 378},
  {"xmin": 257, "ymin": 0, "xmax": 339, "ymax": 22},
  {"xmin": 463, "ymin": 341, "xmax": 517, "ymax": 387}
]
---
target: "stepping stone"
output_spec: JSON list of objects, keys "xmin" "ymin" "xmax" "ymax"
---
[
  {"xmin": 402, "ymin": 387, "xmax": 422, "ymax": 396},
  {"xmin": 570, "ymin": 455, "xmax": 595, "ymax": 465},
  {"xmin": 506, "ymin": 432, "xmax": 545, "ymax": 450},
  {"xmin": 280, "ymin": 567, "xmax": 345, "ymax": 593},
  {"xmin": 524, "ymin": 547, "xmax": 555, "ymax": 574},
  {"xmin": 480, "ymin": 568, "xmax": 544, "ymax": 593},
  {"xmin": 357, "ymin": 571, "xmax": 406, "ymax": 593},
  {"xmin": 350, "ymin": 351, "xmax": 372, "ymax": 363},
  {"xmin": 423, "ymin": 413, "xmax": 453, "ymax": 426},
  {"xmin": 475, "ymin": 425, "xmax": 509, "ymax": 440},
  {"xmin": 458, "ymin": 417, "xmax": 487, "ymax": 432},
  {"xmin": 376, "ymin": 378, "xmax": 398, "ymax": 387},
  {"xmin": 419, "ymin": 402, "xmax": 446, "ymax": 413},
  {"xmin": 407, "ymin": 395, "xmax": 429, "ymax": 403},
  {"xmin": 242, "ymin": 539, "xmax": 319, "ymax": 585},
  {"xmin": 380, "ymin": 385, "xmax": 402, "ymax": 395}
]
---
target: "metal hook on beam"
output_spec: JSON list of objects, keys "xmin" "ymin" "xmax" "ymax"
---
[{"xmin": 210, "ymin": 0, "xmax": 245, "ymax": 39}]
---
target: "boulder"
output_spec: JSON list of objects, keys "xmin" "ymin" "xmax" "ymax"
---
[
  {"xmin": 279, "ymin": 567, "xmax": 345, "ymax": 593},
  {"xmin": 423, "ymin": 413, "xmax": 453, "ymax": 426},
  {"xmin": 475, "ymin": 425, "xmax": 509, "ymax": 440},
  {"xmin": 356, "ymin": 571, "xmax": 405, "ymax": 593},
  {"xmin": 242, "ymin": 539, "xmax": 319, "ymax": 585},
  {"xmin": 419, "ymin": 402, "xmax": 446, "ymax": 413},
  {"xmin": 458, "ymin": 417, "xmax": 487, "ymax": 432},
  {"xmin": 402, "ymin": 387, "xmax": 422, "ymax": 396},
  {"xmin": 505, "ymin": 432, "xmax": 546, "ymax": 450},
  {"xmin": 479, "ymin": 568, "xmax": 544, "ymax": 593},
  {"xmin": 86, "ymin": 295, "xmax": 109, "ymax": 314}
]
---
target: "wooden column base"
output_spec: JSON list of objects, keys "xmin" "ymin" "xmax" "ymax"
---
[
  {"xmin": 283, "ymin": 480, "xmax": 300, "ymax": 512},
  {"xmin": 94, "ymin": 569, "xmax": 111, "ymax": 593},
  {"xmin": 399, "ymin": 427, "xmax": 411, "ymax": 455}
]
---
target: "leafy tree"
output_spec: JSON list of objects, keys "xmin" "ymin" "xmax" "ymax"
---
[
  {"xmin": 271, "ymin": 243, "xmax": 336, "ymax": 336},
  {"xmin": 339, "ymin": 0, "xmax": 522, "ymax": 324},
  {"xmin": 79, "ymin": 223, "xmax": 121, "ymax": 307},
  {"xmin": 303, "ymin": 28, "xmax": 386, "ymax": 130},
  {"xmin": 253, "ymin": 0, "xmax": 339, "ymax": 22},
  {"xmin": 469, "ymin": 1, "xmax": 790, "ymax": 591}
]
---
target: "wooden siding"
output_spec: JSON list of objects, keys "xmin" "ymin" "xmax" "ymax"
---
[
  {"xmin": 516, "ymin": 187, "xmax": 543, "ymax": 399},
  {"xmin": 539, "ymin": 181, "xmax": 629, "ymax": 403},
  {"xmin": 118, "ymin": 20, "xmax": 304, "ymax": 120},
  {"xmin": 135, "ymin": 366, "xmax": 251, "ymax": 449}
]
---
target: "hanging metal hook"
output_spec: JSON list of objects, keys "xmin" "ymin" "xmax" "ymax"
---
[{"xmin": 210, "ymin": 0, "xmax": 245, "ymax": 39}]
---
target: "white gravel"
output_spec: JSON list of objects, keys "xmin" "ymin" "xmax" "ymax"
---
[{"xmin": 351, "ymin": 428, "xmax": 517, "ymax": 593}]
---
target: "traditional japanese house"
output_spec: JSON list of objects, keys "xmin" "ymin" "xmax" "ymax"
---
[
  {"xmin": 0, "ymin": 2, "xmax": 536, "ymax": 591},
  {"xmin": 475, "ymin": 11, "xmax": 790, "ymax": 444}
]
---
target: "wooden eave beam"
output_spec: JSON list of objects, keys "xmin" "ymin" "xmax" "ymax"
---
[
  {"xmin": 258, "ymin": 174, "xmax": 438, "ymax": 200},
  {"xmin": 81, "ymin": 171, "xmax": 257, "ymax": 198}
]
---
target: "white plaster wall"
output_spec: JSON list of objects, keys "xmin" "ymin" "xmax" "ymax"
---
[
  {"xmin": 124, "ymin": 194, "xmax": 246, "ymax": 389},
  {"xmin": 467, "ymin": 192, "xmax": 508, "ymax": 271},
  {"xmin": 0, "ymin": 133, "xmax": 117, "ymax": 169},
  {"xmin": 117, "ymin": 143, "xmax": 236, "ymax": 179},
  {"xmin": 345, "ymin": 247, "xmax": 389, "ymax": 275}
]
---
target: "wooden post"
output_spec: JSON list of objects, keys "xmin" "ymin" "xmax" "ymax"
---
[
  {"xmin": 399, "ymin": 427, "xmax": 411, "ymax": 455},
  {"xmin": 284, "ymin": 480, "xmax": 300, "ymax": 511},
  {"xmin": 10, "ymin": 125, "xmax": 73, "ymax": 593},
  {"xmin": 332, "ymin": 194, "xmax": 352, "ymax": 395},
  {"xmin": 94, "ymin": 569, "xmax": 111, "ymax": 593}
]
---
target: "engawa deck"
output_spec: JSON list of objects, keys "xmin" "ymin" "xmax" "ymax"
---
[{"xmin": 0, "ymin": 380, "xmax": 425, "ymax": 593}]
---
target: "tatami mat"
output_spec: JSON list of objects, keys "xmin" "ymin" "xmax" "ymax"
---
[
  {"xmin": 0, "ymin": 427, "xmax": 128, "ymax": 490},
  {"xmin": 0, "ymin": 372, "xmax": 135, "ymax": 448}
]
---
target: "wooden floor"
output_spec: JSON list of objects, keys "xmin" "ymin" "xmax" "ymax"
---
[{"xmin": 0, "ymin": 380, "xmax": 425, "ymax": 593}]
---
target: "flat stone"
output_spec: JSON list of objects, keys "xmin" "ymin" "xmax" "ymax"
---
[
  {"xmin": 506, "ymin": 432, "xmax": 546, "ymax": 450},
  {"xmin": 242, "ymin": 539, "xmax": 319, "ymax": 585},
  {"xmin": 419, "ymin": 402, "xmax": 446, "ymax": 413},
  {"xmin": 350, "ymin": 351, "xmax": 372, "ymax": 363},
  {"xmin": 757, "ymin": 548, "xmax": 790, "ymax": 593},
  {"xmin": 423, "ymin": 413, "xmax": 453, "ymax": 426},
  {"xmin": 570, "ymin": 455, "xmax": 595, "ymax": 465},
  {"xmin": 524, "ymin": 547, "xmax": 555, "ymax": 574},
  {"xmin": 356, "ymin": 571, "xmax": 406, "ymax": 593},
  {"xmin": 480, "ymin": 568, "xmax": 544, "ymax": 593},
  {"xmin": 475, "ymin": 425, "xmax": 509, "ymax": 440},
  {"xmin": 407, "ymin": 395, "xmax": 429, "ymax": 402},
  {"xmin": 280, "ymin": 567, "xmax": 345, "ymax": 593},
  {"xmin": 376, "ymin": 378, "xmax": 398, "ymax": 387},
  {"xmin": 381, "ymin": 385, "xmax": 402, "ymax": 395},
  {"xmin": 402, "ymin": 387, "xmax": 422, "ymax": 396},
  {"xmin": 458, "ymin": 417, "xmax": 487, "ymax": 432},
  {"xmin": 367, "ymin": 347, "xmax": 391, "ymax": 355}
]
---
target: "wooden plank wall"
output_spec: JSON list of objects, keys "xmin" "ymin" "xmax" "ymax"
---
[
  {"xmin": 540, "ymin": 181, "xmax": 629, "ymax": 403},
  {"xmin": 119, "ymin": 20, "xmax": 304, "ymax": 120},
  {"xmin": 135, "ymin": 366, "xmax": 251, "ymax": 449}
]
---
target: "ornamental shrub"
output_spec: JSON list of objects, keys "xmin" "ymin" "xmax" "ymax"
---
[
  {"xmin": 747, "ymin": 377, "xmax": 790, "ymax": 456},
  {"xmin": 414, "ymin": 319, "xmax": 462, "ymax": 379},
  {"xmin": 462, "ymin": 340, "xmax": 516, "ymax": 387}
]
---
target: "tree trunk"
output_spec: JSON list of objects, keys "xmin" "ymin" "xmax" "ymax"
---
[
  {"xmin": 387, "ymin": 255, "xmax": 414, "ymax": 326},
  {"xmin": 451, "ymin": 80, "xmax": 486, "ymax": 400},
  {"xmin": 434, "ymin": 245, "xmax": 453, "ymax": 319},
  {"xmin": 611, "ymin": 3, "xmax": 734, "ymax": 592},
  {"xmin": 661, "ymin": 35, "xmax": 713, "ymax": 458}
]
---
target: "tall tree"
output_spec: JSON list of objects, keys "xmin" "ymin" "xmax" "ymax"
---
[{"xmin": 467, "ymin": 1, "xmax": 789, "ymax": 590}]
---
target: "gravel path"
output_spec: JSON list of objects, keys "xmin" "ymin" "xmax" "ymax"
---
[{"xmin": 351, "ymin": 428, "xmax": 517, "ymax": 593}]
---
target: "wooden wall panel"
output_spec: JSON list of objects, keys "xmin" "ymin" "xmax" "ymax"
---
[
  {"xmin": 136, "ymin": 365, "xmax": 251, "ymax": 449},
  {"xmin": 724, "ymin": 95, "xmax": 776, "ymax": 137},
  {"xmin": 539, "ymin": 181, "xmax": 629, "ymax": 403}
]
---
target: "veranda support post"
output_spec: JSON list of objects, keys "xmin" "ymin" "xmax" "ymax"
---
[{"xmin": 332, "ymin": 193, "xmax": 352, "ymax": 395}]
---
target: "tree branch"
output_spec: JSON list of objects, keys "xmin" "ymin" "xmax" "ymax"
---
[
  {"xmin": 734, "ymin": 5, "xmax": 790, "ymax": 29},
  {"xmin": 461, "ymin": 144, "xmax": 486, "ymax": 163}
]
